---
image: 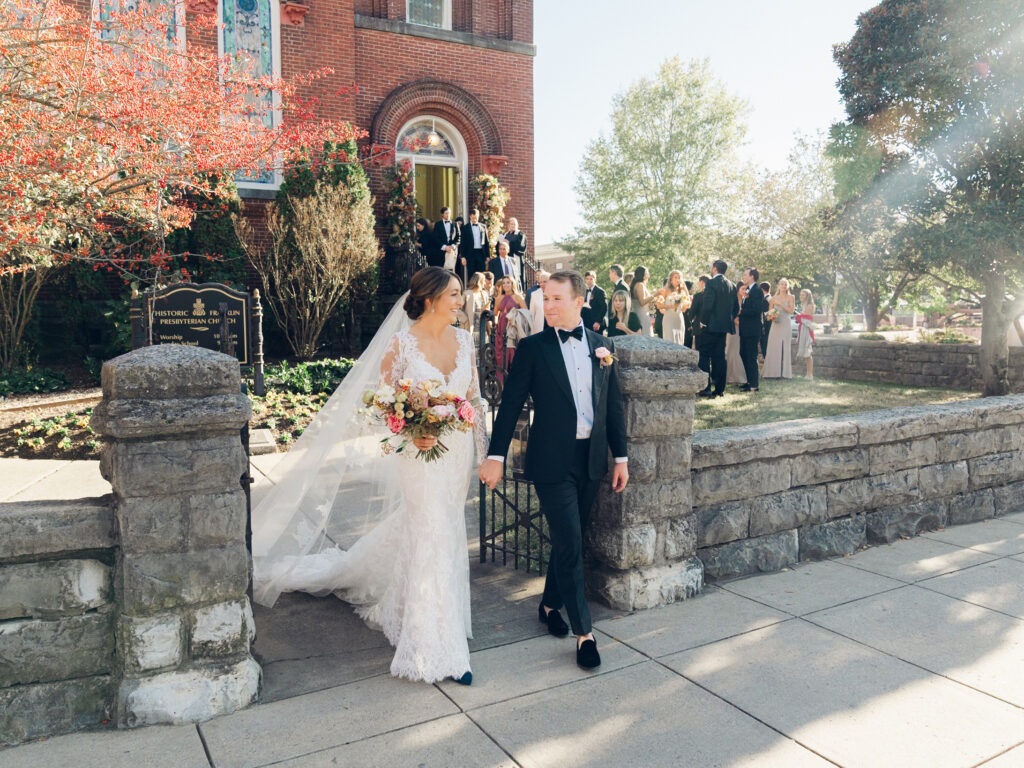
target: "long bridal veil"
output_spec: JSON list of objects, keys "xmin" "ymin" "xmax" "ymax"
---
[{"xmin": 251, "ymin": 293, "xmax": 412, "ymax": 607}]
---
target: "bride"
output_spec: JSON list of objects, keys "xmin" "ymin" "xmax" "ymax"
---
[{"xmin": 251, "ymin": 267, "xmax": 488, "ymax": 685}]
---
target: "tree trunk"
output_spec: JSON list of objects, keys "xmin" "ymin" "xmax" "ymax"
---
[
  {"xmin": 864, "ymin": 293, "xmax": 880, "ymax": 332},
  {"xmin": 980, "ymin": 272, "xmax": 1010, "ymax": 396},
  {"xmin": 0, "ymin": 266, "xmax": 50, "ymax": 372},
  {"xmin": 830, "ymin": 285, "xmax": 840, "ymax": 327}
]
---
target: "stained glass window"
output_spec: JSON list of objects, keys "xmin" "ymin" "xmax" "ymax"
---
[
  {"xmin": 93, "ymin": 0, "xmax": 183, "ymax": 47},
  {"xmin": 398, "ymin": 123, "xmax": 456, "ymax": 158}
]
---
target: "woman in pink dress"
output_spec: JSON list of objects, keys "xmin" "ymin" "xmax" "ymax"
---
[{"xmin": 493, "ymin": 276, "xmax": 526, "ymax": 383}]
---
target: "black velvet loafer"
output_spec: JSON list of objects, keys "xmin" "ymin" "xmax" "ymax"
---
[
  {"xmin": 576, "ymin": 638, "xmax": 601, "ymax": 669},
  {"xmin": 538, "ymin": 604, "xmax": 569, "ymax": 637}
]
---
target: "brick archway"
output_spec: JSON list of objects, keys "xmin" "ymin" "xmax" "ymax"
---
[{"xmin": 371, "ymin": 79, "xmax": 503, "ymax": 157}]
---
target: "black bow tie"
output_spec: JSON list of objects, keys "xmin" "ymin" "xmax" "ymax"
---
[{"xmin": 558, "ymin": 326, "xmax": 584, "ymax": 343}]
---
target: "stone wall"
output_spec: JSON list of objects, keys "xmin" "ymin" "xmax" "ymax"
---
[
  {"xmin": 812, "ymin": 337, "xmax": 1024, "ymax": 391},
  {"xmin": 0, "ymin": 345, "xmax": 259, "ymax": 745},
  {"xmin": 692, "ymin": 396, "xmax": 1024, "ymax": 582}
]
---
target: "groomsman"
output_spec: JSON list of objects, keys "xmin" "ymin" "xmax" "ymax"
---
[
  {"xmin": 608, "ymin": 264, "xmax": 628, "ymax": 295},
  {"xmin": 759, "ymin": 281, "xmax": 772, "ymax": 357},
  {"xmin": 432, "ymin": 206, "xmax": 460, "ymax": 271},
  {"xmin": 698, "ymin": 260, "xmax": 737, "ymax": 398},
  {"xmin": 503, "ymin": 217, "xmax": 527, "ymax": 263},
  {"xmin": 460, "ymin": 208, "xmax": 489, "ymax": 278},
  {"xmin": 581, "ymin": 271, "xmax": 607, "ymax": 334},
  {"xmin": 738, "ymin": 267, "xmax": 767, "ymax": 392},
  {"xmin": 488, "ymin": 240, "xmax": 522, "ymax": 291}
]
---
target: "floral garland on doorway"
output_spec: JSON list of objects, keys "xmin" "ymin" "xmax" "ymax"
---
[
  {"xmin": 470, "ymin": 173, "xmax": 509, "ymax": 257},
  {"xmin": 384, "ymin": 159, "xmax": 417, "ymax": 249}
]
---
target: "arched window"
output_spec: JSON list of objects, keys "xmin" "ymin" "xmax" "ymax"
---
[
  {"xmin": 220, "ymin": 0, "xmax": 281, "ymax": 190},
  {"xmin": 396, "ymin": 117, "xmax": 467, "ymax": 221},
  {"xmin": 92, "ymin": 0, "xmax": 185, "ymax": 48}
]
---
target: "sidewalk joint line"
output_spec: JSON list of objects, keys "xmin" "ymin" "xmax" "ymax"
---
[
  {"xmin": 969, "ymin": 738, "xmax": 1024, "ymax": 767},
  {"xmin": 463, "ymin": 710, "xmax": 524, "ymax": 767},
  {"xmin": 196, "ymin": 723, "xmax": 215, "ymax": 768}
]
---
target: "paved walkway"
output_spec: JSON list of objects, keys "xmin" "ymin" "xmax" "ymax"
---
[{"xmin": 2, "ymin": 458, "xmax": 1023, "ymax": 767}]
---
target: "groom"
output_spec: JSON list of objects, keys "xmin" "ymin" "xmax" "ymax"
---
[{"xmin": 479, "ymin": 270, "xmax": 629, "ymax": 670}]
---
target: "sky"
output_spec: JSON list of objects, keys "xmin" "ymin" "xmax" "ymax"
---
[{"xmin": 532, "ymin": 0, "xmax": 880, "ymax": 245}]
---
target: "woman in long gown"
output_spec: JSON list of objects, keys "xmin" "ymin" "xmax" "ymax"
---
[
  {"xmin": 252, "ymin": 268, "xmax": 488, "ymax": 685},
  {"xmin": 629, "ymin": 266, "xmax": 655, "ymax": 336},
  {"xmin": 726, "ymin": 284, "xmax": 747, "ymax": 385},
  {"xmin": 493, "ymin": 275, "xmax": 526, "ymax": 383},
  {"xmin": 763, "ymin": 278, "xmax": 795, "ymax": 379},
  {"xmin": 795, "ymin": 289, "xmax": 816, "ymax": 380},
  {"xmin": 657, "ymin": 270, "xmax": 690, "ymax": 345}
]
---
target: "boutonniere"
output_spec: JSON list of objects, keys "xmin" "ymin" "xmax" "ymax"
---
[{"xmin": 594, "ymin": 347, "xmax": 616, "ymax": 368}]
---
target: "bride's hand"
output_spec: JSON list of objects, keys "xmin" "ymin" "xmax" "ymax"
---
[{"xmin": 413, "ymin": 435, "xmax": 438, "ymax": 451}]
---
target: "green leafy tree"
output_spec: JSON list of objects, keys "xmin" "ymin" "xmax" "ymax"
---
[
  {"xmin": 559, "ymin": 57, "xmax": 749, "ymax": 280},
  {"xmin": 833, "ymin": 0, "xmax": 1024, "ymax": 394}
]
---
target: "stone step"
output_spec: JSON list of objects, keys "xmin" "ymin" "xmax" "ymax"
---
[{"xmin": 248, "ymin": 428, "xmax": 277, "ymax": 455}]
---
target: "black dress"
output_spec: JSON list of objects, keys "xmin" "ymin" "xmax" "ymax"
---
[{"xmin": 607, "ymin": 312, "xmax": 642, "ymax": 337}]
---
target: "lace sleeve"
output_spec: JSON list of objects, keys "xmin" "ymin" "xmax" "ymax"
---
[
  {"xmin": 466, "ymin": 334, "xmax": 489, "ymax": 461},
  {"xmin": 379, "ymin": 333, "xmax": 404, "ymax": 388}
]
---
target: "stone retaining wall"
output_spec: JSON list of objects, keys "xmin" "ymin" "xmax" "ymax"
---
[
  {"xmin": 692, "ymin": 395, "xmax": 1024, "ymax": 582},
  {"xmin": 0, "ymin": 345, "xmax": 258, "ymax": 745},
  {"xmin": 812, "ymin": 337, "xmax": 1024, "ymax": 391}
]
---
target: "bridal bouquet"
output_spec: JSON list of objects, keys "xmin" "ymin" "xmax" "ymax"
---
[
  {"xmin": 765, "ymin": 308, "xmax": 780, "ymax": 323},
  {"xmin": 361, "ymin": 378, "xmax": 479, "ymax": 462}
]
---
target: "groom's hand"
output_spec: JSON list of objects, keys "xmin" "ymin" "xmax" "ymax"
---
[
  {"xmin": 479, "ymin": 459, "xmax": 504, "ymax": 490},
  {"xmin": 611, "ymin": 462, "xmax": 629, "ymax": 493}
]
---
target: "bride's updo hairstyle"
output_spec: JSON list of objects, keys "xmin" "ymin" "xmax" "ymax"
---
[{"xmin": 404, "ymin": 267, "xmax": 463, "ymax": 320}]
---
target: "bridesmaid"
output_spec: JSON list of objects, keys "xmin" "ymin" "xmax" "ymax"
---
[
  {"xmin": 795, "ymin": 288, "xmax": 816, "ymax": 380},
  {"xmin": 726, "ymin": 283, "xmax": 747, "ymax": 385},
  {"xmin": 607, "ymin": 289, "xmax": 642, "ymax": 336},
  {"xmin": 629, "ymin": 266, "xmax": 655, "ymax": 337},
  {"xmin": 657, "ymin": 270, "xmax": 690, "ymax": 345},
  {"xmin": 763, "ymin": 278, "xmax": 795, "ymax": 379},
  {"xmin": 493, "ymin": 276, "xmax": 526, "ymax": 383}
]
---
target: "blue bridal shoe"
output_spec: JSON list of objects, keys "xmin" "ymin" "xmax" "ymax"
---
[{"xmin": 451, "ymin": 670, "xmax": 473, "ymax": 686}]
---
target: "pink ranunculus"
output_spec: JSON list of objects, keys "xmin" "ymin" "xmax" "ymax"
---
[
  {"xmin": 431, "ymin": 404, "xmax": 454, "ymax": 419},
  {"xmin": 386, "ymin": 414, "xmax": 406, "ymax": 434},
  {"xmin": 457, "ymin": 400, "xmax": 475, "ymax": 424}
]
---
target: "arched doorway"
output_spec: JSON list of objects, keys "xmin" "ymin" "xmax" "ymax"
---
[{"xmin": 395, "ymin": 116, "xmax": 468, "ymax": 222}]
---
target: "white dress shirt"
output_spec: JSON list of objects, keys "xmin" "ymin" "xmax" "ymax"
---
[{"xmin": 471, "ymin": 224, "xmax": 483, "ymax": 249}]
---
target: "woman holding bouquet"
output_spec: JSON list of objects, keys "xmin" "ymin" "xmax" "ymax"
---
[
  {"xmin": 252, "ymin": 268, "xmax": 488, "ymax": 686},
  {"xmin": 763, "ymin": 278, "xmax": 795, "ymax": 379},
  {"xmin": 656, "ymin": 270, "xmax": 691, "ymax": 345},
  {"xmin": 795, "ymin": 289, "xmax": 816, "ymax": 380}
]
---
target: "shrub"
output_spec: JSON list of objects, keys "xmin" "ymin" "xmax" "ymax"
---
[
  {"xmin": 0, "ymin": 367, "xmax": 70, "ymax": 397},
  {"xmin": 858, "ymin": 332, "xmax": 886, "ymax": 341},
  {"xmin": 253, "ymin": 358, "xmax": 354, "ymax": 395}
]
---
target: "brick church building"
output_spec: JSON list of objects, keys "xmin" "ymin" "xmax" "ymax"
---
[{"xmin": 225, "ymin": 0, "xmax": 536, "ymax": 262}]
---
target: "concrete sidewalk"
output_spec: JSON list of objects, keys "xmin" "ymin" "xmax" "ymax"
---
[{"xmin": 2, "ymin": 458, "xmax": 1023, "ymax": 767}]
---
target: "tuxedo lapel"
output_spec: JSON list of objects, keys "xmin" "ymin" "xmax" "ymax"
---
[
  {"xmin": 586, "ymin": 329, "xmax": 605, "ymax": 414},
  {"xmin": 539, "ymin": 326, "xmax": 575, "ymax": 405}
]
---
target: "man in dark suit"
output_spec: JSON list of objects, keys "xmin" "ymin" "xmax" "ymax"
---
[
  {"xmin": 581, "ymin": 271, "xmax": 608, "ymax": 334},
  {"xmin": 487, "ymin": 239, "xmax": 521, "ymax": 291},
  {"xmin": 698, "ymin": 260, "xmax": 737, "ymax": 398},
  {"xmin": 682, "ymin": 280, "xmax": 696, "ymax": 348},
  {"xmin": 759, "ymin": 281, "xmax": 772, "ymax": 357},
  {"xmin": 432, "ymin": 206, "xmax": 460, "ymax": 271},
  {"xmin": 480, "ymin": 270, "xmax": 628, "ymax": 670},
  {"xmin": 691, "ymin": 275, "xmax": 709, "ymax": 386},
  {"xmin": 460, "ymin": 208, "xmax": 489, "ymax": 279},
  {"xmin": 738, "ymin": 267, "xmax": 767, "ymax": 392},
  {"xmin": 608, "ymin": 264, "xmax": 628, "ymax": 295},
  {"xmin": 503, "ymin": 217, "xmax": 527, "ymax": 263}
]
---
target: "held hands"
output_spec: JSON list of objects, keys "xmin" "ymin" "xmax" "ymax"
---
[
  {"xmin": 478, "ymin": 458, "xmax": 504, "ymax": 490},
  {"xmin": 412, "ymin": 435, "xmax": 438, "ymax": 451}
]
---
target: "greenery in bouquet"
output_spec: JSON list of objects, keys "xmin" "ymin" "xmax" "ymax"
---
[{"xmin": 361, "ymin": 377, "xmax": 480, "ymax": 462}]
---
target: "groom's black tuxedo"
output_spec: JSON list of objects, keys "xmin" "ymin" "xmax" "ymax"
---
[
  {"xmin": 488, "ymin": 325, "xmax": 627, "ymax": 483},
  {"xmin": 487, "ymin": 324, "xmax": 627, "ymax": 637}
]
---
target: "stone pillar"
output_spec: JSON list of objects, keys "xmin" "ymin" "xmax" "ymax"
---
[
  {"xmin": 585, "ymin": 336, "xmax": 707, "ymax": 610},
  {"xmin": 91, "ymin": 345, "xmax": 260, "ymax": 728}
]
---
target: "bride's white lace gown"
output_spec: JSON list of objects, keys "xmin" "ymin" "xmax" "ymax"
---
[{"xmin": 267, "ymin": 327, "xmax": 486, "ymax": 683}]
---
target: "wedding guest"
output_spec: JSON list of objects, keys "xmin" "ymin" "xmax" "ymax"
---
[
  {"xmin": 528, "ymin": 269, "xmax": 550, "ymax": 334},
  {"xmin": 691, "ymin": 275, "xmax": 709, "ymax": 389},
  {"xmin": 763, "ymin": 278, "xmax": 796, "ymax": 379},
  {"xmin": 726, "ymin": 284, "xmax": 747, "ymax": 386},
  {"xmin": 657, "ymin": 270, "xmax": 690, "ymax": 345},
  {"xmin": 494, "ymin": 275, "xmax": 526, "ymax": 383},
  {"xmin": 759, "ymin": 281, "xmax": 772, "ymax": 357},
  {"xmin": 582, "ymin": 271, "xmax": 608, "ymax": 334},
  {"xmin": 482, "ymin": 271, "xmax": 495, "ymax": 304},
  {"xmin": 629, "ymin": 266, "xmax": 655, "ymax": 337},
  {"xmin": 624, "ymin": 271, "xmax": 634, "ymax": 286},
  {"xmin": 697, "ymin": 260, "xmax": 737, "ymax": 398},
  {"xmin": 487, "ymin": 239, "xmax": 521, "ymax": 291},
  {"xmin": 653, "ymin": 275, "xmax": 665, "ymax": 339},
  {"xmin": 738, "ymin": 268, "xmax": 767, "ymax": 392},
  {"xmin": 796, "ymin": 288, "xmax": 816, "ymax": 380},
  {"xmin": 607, "ymin": 289, "xmax": 642, "ymax": 336},
  {"xmin": 609, "ymin": 264, "xmax": 628, "ymax": 294},
  {"xmin": 415, "ymin": 218, "xmax": 439, "ymax": 268},
  {"xmin": 503, "ymin": 217, "xmax": 527, "ymax": 263},
  {"xmin": 683, "ymin": 280, "xmax": 696, "ymax": 348},
  {"xmin": 464, "ymin": 272, "xmax": 489, "ymax": 337},
  {"xmin": 460, "ymin": 208, "xmax": 488, "ymax": 282},
  {"xmin": 433, "ymin": 207, "xmax": 460, "ymax": 271}
]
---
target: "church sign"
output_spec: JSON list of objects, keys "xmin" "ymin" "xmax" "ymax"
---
[{"xmin": 148, "ymin": 283, "xmax": 252, "ymax": 365}]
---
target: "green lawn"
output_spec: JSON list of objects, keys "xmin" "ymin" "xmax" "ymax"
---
[{"xmin": 694, "ymin": 378, "xmax": 979, "ymax": 431}]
